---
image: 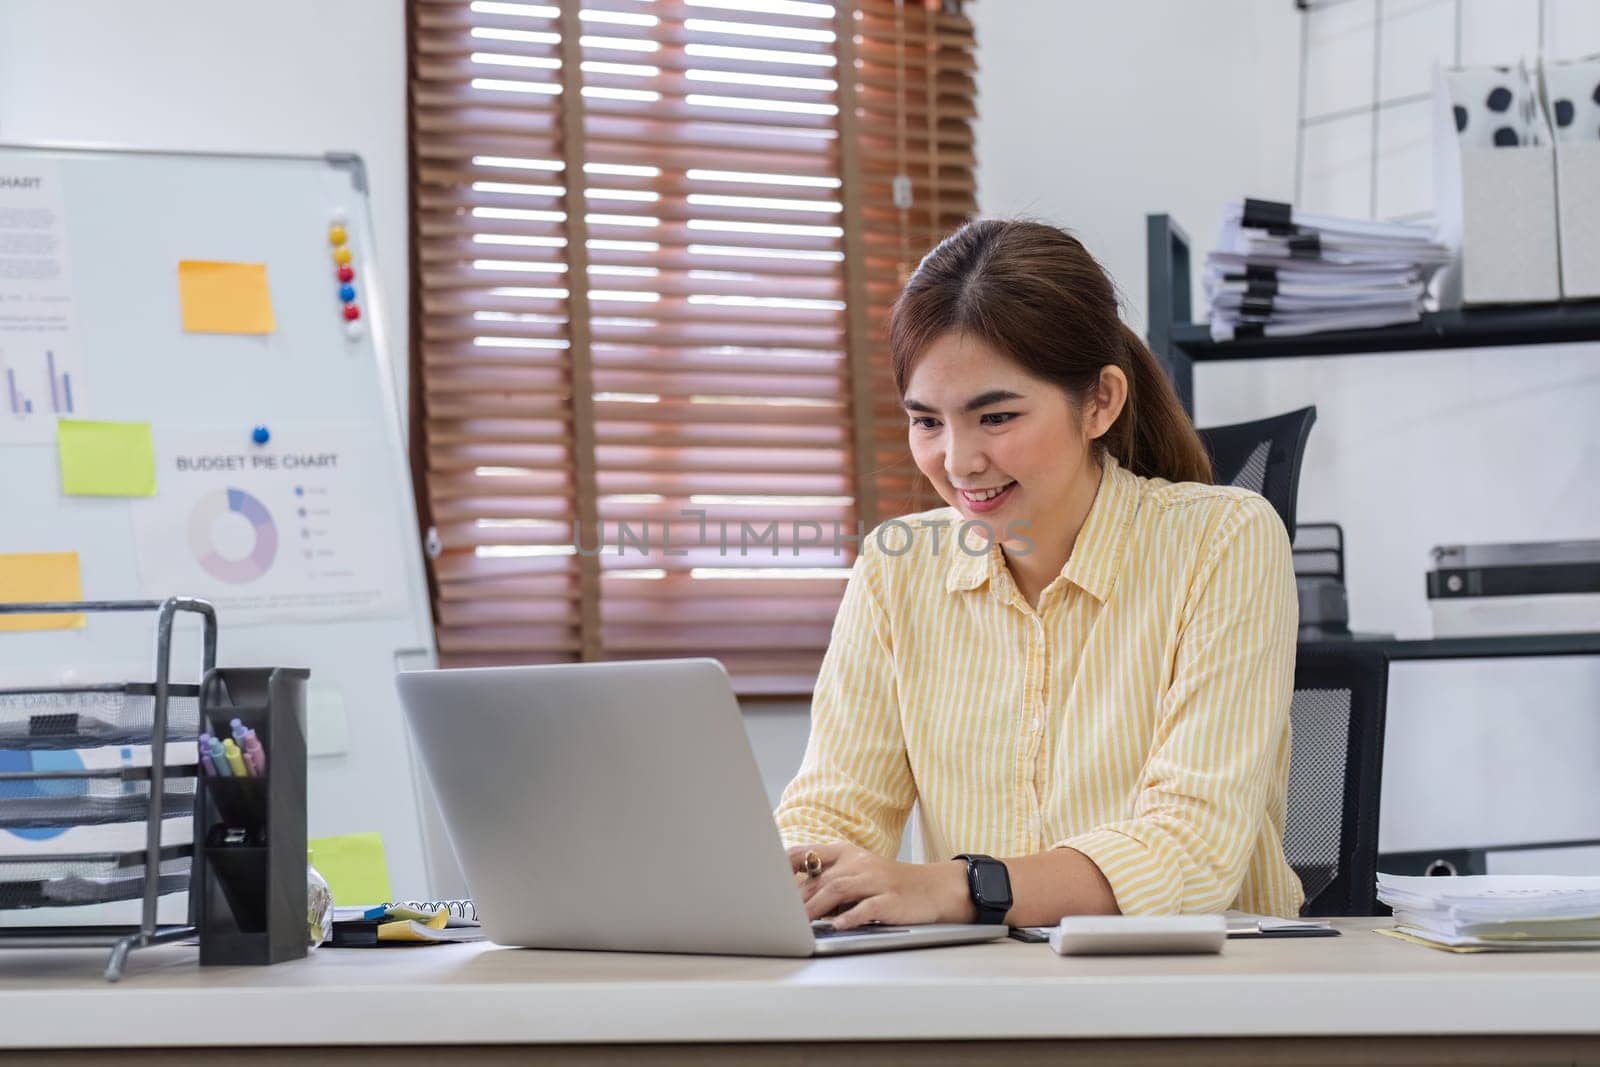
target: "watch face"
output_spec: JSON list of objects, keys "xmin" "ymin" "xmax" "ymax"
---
[{"xmin": 975, "ymin": 863, "xmax": 1011, "ymax": 904}]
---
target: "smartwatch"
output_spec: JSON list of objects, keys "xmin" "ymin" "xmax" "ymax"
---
[{"xmin": 954, "ymin": 853, "xmax": 1013, "ymax": 924}]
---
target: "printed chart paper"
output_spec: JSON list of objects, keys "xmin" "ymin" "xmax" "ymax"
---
[
  {"xmin": 130, "ymin": 430, "xmax": 405, "ymax": 624},
  {"xmin": 0, "ymin": 161, "xmax": 89, "ymax": 444}
]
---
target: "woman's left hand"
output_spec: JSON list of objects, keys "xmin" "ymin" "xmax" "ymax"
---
[{"xmin": 786, "ymin": 843, "xmax": 974, "ymax": 930}]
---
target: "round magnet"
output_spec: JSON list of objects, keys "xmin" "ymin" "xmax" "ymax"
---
[
  {"xmin": 329, "ymin": 207, "xmax": 349, "ymax": 226},
  {"xmin": 328, "ymin": 225, "xmax": 347, "ymax": 246},
  {"xmin": 338, "ymin": 283, "xmax": 356, "ymax": 302},
  {"xmin": 345, "ymin": 320, "xmax": 365, "ymax": 340},
  {"xmin": 337, "ymin": 264, "xmax": 355, "ymax": 283},
  {"xmin": 252, "ymin": 426, "xmax": 270, "ymax": 445},
  {"xmin": 343, "ymin": 304, "xmax": 361, "ymax": 321},
  {"xmin": 333, "ymin": 246, "xmax": 352, "ymax": 265}
]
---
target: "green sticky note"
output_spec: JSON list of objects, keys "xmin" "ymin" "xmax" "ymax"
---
[
  {"xmin": 57, "ymin": 419, "xmax": 157, "ymax": 497},
  {"xmin": 308, "ymin": 832, "xmax": 393, "ymax": 907}
]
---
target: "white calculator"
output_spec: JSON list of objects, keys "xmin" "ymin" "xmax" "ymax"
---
[{"xmin": 1048, "ymin": 914, "xmax": 1227, "ymax": 956}]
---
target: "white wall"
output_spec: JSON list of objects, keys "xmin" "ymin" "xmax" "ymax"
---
[
  {"xmin": 0, "ymin": 0, "xmax": 409, "ymax": 409},
  {"xmin": 973, "ymin": 0, "xmax": 1303, "ymax": 333}
]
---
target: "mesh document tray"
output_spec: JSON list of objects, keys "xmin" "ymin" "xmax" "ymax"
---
[
  {"xmin": 0, "ymin": 684, "xmax": 200, "ymax": 751},
  {"xmin": 0, "ymin": 772, "xmax": 196, "ymax": 831},
  {"xmin": 0, "ymin": 596, "xmax": 217, "ymax": 980},
  {"xmin": 0, "ymin": 845, "xmax": 192, "ymax": 911}
]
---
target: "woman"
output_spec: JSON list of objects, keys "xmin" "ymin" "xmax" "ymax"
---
[{"xmin": 774, "ymin": 219, "xmax": 1303, "ymax": 929}]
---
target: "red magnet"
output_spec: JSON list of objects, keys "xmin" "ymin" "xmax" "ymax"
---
[
  {"xmin": 343, "ymin": 304, "xmax": 361, "ymax": 321},
  {"xmin": 337, "ymin": 264, "xmax": 355, "ymax": 283}
]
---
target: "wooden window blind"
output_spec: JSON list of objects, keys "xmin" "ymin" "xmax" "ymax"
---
[{"xmin": 408, "ymin": 0, "xmax": 976, "ymax": 696}]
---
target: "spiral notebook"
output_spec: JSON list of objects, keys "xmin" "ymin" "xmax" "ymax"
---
[{"xmin": 383, "ymin": 897, "xmax": 479, "ymax": 923}]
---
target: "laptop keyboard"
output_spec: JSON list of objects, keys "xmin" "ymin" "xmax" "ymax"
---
[{"xmin": 811, "ymin": 921, "xmax": 911, "ymax": 938}]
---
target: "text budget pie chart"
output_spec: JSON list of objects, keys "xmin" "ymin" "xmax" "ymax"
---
[{"xmin": 189, "ymin": 487, "xmax": 278, "ymax": 583}]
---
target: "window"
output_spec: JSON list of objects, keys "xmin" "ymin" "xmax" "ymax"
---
[{"xmin": 408, "ymin": 0, "xmax": 976, "ymax": 695}]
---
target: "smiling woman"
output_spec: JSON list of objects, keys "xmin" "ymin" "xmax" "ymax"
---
[{"xmin": 774, "ymin": 219, "xmax": 1305, "ymax": 930}]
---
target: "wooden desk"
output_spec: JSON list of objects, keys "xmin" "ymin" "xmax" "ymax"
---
[{"xmin": 4, "ymin": 919, "xmax": 1600, "ymax": 1065}]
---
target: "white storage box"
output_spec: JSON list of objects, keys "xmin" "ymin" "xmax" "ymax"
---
[
  {"xmin": 1433, "ymin": 62, "xmax": 1562, "ymax": 306},
  {"xmin": 1553, "ymin": 142, "xmax": 1600, "ymax": 298},
  {"xmin": 1541, "ymin": 54, "xmax": 1600, "ymax": 299}
]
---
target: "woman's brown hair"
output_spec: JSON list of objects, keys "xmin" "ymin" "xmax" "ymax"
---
[{"xmin": 888, "ymin": 219, "xmax": 1212, "ymax": 485}]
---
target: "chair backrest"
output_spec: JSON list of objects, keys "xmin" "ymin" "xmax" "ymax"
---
[
  {"xmin": 1196, "ymin": 406, "xmax": 1317, "ymax": 540},
  {"xmin": 1285, "ymin": 642, "xmax": 1389, "ymax": 917}
]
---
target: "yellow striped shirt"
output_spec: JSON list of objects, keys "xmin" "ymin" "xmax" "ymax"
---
[{"xmin": 775, "ymin": 454, "xmax": 1304, "ymax": 917}]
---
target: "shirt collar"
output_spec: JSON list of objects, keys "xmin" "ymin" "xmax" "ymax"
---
[{"xmin": 943, "ymin": 453, "xmax": 1139, "ymax": 605}]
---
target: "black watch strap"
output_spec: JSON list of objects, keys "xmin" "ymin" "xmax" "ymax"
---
[{"xmin": 954, "ymin": 853, "xmax": 1012, "ymax": 924}]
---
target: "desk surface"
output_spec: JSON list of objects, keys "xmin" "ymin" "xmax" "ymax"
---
[{"xmin": 3, "ymin": 919, "xmax": 1599, "ymax": 1049}]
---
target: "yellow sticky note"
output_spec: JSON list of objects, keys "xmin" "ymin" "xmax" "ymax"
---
[
  {"xmin": 0, "ymin": 552, "xmax": 85, "ymax": 631},
  {"xmin": 308, "ymin": 832, "xmax": 393, "ymax": 907},
  {"xmin": 57, "ymin": 419, "xmax": 156, "ymax": 497},
  {"xmin": 177, "ymin": 260, "xmax": 276, "ymax": 334}
]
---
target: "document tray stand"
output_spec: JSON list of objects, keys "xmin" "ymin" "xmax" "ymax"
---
[{"xmin": 0, "ymin": 597, "xmax": 216, "ymax": 981}]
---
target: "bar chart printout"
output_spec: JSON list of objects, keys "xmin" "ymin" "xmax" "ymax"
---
[
  {"xmin": 1, "ymin": 160, "xmax": 85, "ymax": 444},
  {"xmin": 1, "ymin": 343, "xmax": 84, "ymax": 443}
]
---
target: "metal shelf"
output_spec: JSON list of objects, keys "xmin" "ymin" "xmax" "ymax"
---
[
  {"xmin": 1173, "ymin": 303, "xmax": 1600, "ymax": 362},
  {"xmin": 1144, "ymin": 214, "xmax": 1600, "ymax": 413},
  {"xmin": 1300, "ymin": 631, "xmax": 1600, "ymax": 662}
]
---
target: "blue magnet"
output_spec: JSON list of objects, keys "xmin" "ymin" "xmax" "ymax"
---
[
  {"xmin": 339, "ymin": 283, "xmax": 357, "ymax": 302},
  {"xmin": 252, "ymin": 425, "xmax": 270, "ymax": 445}
]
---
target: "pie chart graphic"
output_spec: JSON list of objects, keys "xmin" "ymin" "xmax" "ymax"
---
[{"xmin": 189, "ymin": 487, "xmax": 278, "ymax": 583}]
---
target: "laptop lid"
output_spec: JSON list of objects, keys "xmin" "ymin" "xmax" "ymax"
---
[{"xmin": 396, "ymin": 658, "xmax": 817, "ymax": 956}]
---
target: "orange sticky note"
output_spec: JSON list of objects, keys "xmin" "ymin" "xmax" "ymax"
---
[
  {"xmin": 177, "ymin": 260, "xmax": 276, "ymax": 334},
  {"xmin": 0, "ymin": 552, "xmax": 85, "ymax": 631}
]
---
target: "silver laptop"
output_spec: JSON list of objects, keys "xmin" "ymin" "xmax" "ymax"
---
[{"xmin": 396, "ymin": 658, "xmax": 1005, "ymax": 957}]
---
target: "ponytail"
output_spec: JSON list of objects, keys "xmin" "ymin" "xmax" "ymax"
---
[{"xmin": 1101, "ymin": 323, "xmax": 1212, "ymax": 485}]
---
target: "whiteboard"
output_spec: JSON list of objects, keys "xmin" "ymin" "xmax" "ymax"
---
[{"xmin": 0, "ymin": 144, "xmax": 442, "ymax": 903}]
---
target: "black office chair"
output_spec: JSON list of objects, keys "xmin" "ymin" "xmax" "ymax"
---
[
  {"xmin": 1196, "ymin": 406, "xmax": 1317, "ymax": 540},
  {"xmin": 1285, "ymin": 642, "xmax": 1388, "ymax": 917}
]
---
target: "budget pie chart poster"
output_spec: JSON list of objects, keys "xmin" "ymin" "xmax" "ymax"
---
[{"xmin": 130, "ymin": 429, "xmax": 405, "ymax": 624}]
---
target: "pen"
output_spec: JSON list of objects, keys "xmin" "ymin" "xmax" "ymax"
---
[
  {"xmin": 240, "ymin": 726, "xmax": 267, "ymax": 776},
  {"xmin": 222, "ymin": 737, "xmax": 249, "ymax": 778},
  {"xmin": 208, "ymin": 735, "xmax": 233, "ymax": 777},
  {"xmin": 198, "ymin": 734, "xmax": 218, "ymax": 777}
]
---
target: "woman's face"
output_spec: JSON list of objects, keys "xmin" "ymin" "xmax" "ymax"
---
[{"xmin": 902, "ymin": 332, "xmax": 1095, "ymax": 546}]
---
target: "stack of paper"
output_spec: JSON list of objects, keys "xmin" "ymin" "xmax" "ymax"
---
[
  {"xmin": 1378, "ymin": 874, "xmax": 1600, "ymax": 952},
  {"xmin": 1206, "ymin": 199, "xmax": 1453, "ymax": 342}
]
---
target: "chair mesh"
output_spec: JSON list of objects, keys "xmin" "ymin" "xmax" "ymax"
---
[
  {"xmin": 1223, "ymin": 440, "xmax": 1271, "ymax": 496},
  {"xmin": 1285, "ymin": 686, "xmax": 1351, "ymax": 909}
]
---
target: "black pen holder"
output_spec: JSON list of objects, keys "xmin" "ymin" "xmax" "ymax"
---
[{"xmin": 193, "ymin": 667, "xmax": 309, "ymax": 966}]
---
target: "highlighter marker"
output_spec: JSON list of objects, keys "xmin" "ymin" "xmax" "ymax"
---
[
  {"xmin": 222, "ymin": 738, "xmax": 249, "ymax": 778},
  {"xmin": 209, "ymin": 735, "xmax": 233, "ymax": 777},
  {"xmin": 198, "ymin": 734, "xmax": 219, "ymax": 777},
  {"xmin": 240, "ymin": 727, "xmax": 267, "ymax": 777},
  {"xmin": 230, "ymin": 718, "xmax": 250, "ymax": 744}
]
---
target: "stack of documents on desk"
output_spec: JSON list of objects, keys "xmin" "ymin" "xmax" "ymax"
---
[
  {"xmin": 1378, "ymin": 874, "xmax": 1600, "ymax": 952},
  {"xmin": 1206, "ymin": 199, "xmax": 1453, "ymax": 342}
]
